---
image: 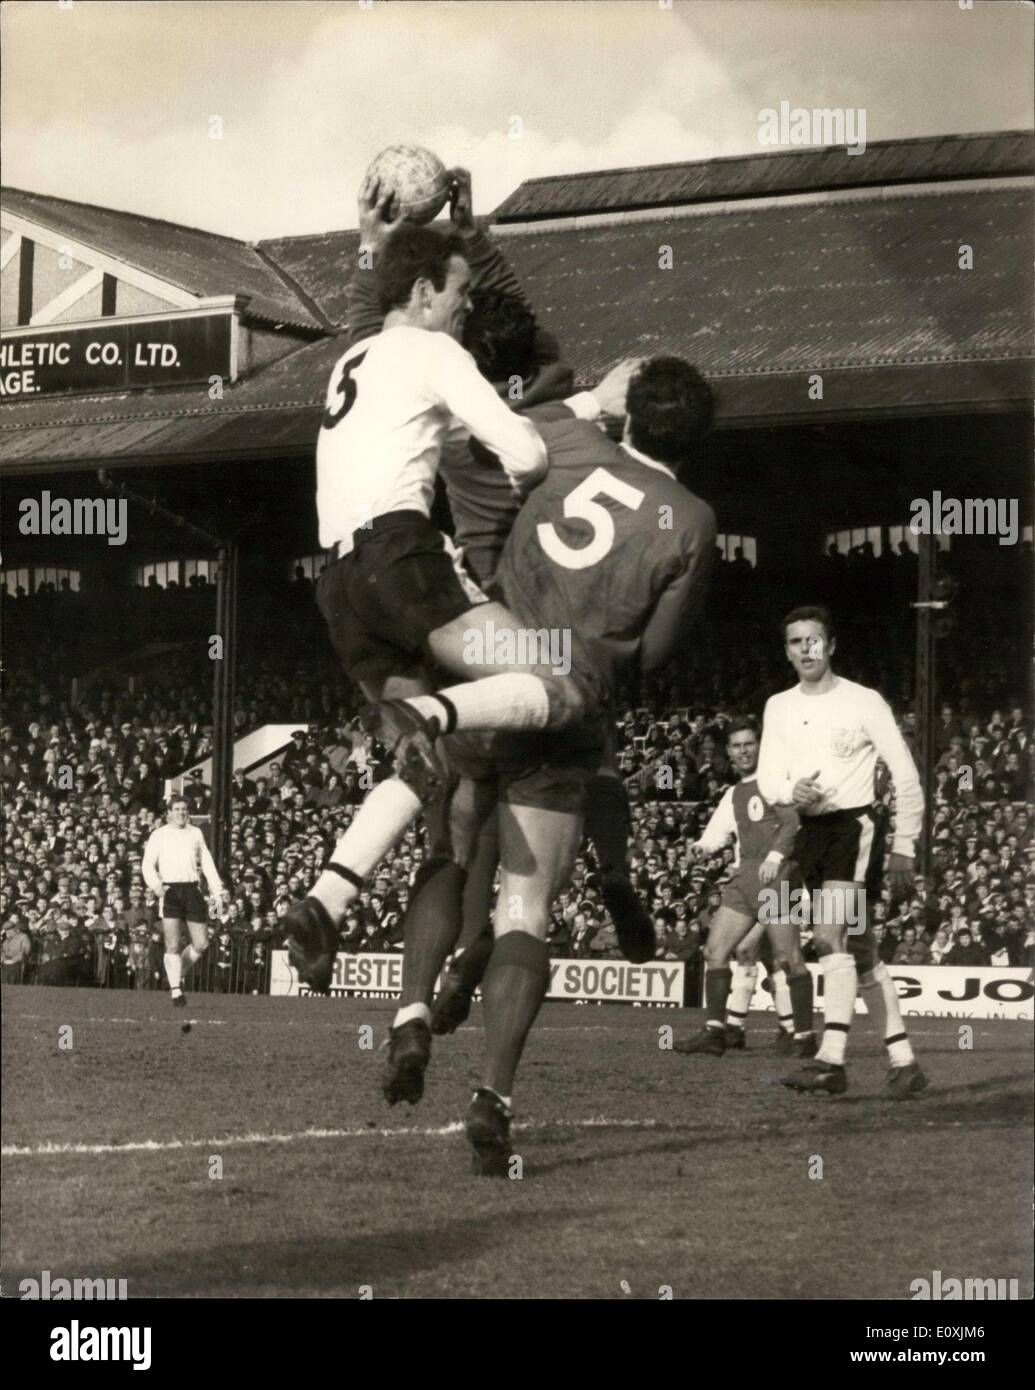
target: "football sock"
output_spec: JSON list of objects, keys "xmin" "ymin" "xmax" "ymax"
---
[
  {"xmin": 453, "ymin": 933, "xmax": 495, "ymax": 994},
  {"xmin": 704, "ymin": 963, "xmax": 732, "ymax": 1027},
  {"xmin": 858, "ymin": 962, "xmax": 915, "ymax": 1066},
  {"xmin": 584, "ymin": 772, "xmax": 632, "ymax": 874},
  {"xmin": 393, "ymin": 1002, "xmax": 431, "ymax": 1029},
  {"xmin": 816, "ymin": 952, "xmax": 855, "ymax": 1066},
  {"xmin": 310, "ymin": 778, "xmax": 421, "ymax": 923},
  {"xmin": 400, "ymin": 858, "xmax": 466, "ymax": 1008},
  {"xmin": 482, "ymin": 930, "xmax": 551, "ymax": 1099},
  {"xmin": 457, "ymin": 810, "xmax": 499, "ymax": 953},
  {"xmin": 478, "ymin": 1087, "xmax": 512, "ymax": 1112},
  {"xmin": 406, "ymin": 674, "xmax": 550, "ymax": 734},
  {"xmin": 768, "ymin": 968, "xmax": 795, "ymax": 1033},
  {"xmin": 787, "ymin": 968, "xmax": 815, "ymax": 1036},
  {"xmin": 726, "ymin": 961, "xmax": 758, "ymax": 1029},
  {"xmin": 164, "ymin": 953, "xmax": 182, "ymax": 990}
]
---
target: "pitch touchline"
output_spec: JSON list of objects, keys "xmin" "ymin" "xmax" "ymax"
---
[{"xmin": 1, "ymin": 1117, "xmax": 664, "ymax": 1157}]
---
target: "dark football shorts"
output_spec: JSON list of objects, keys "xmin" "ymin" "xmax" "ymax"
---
[
  {"xmin": 720, "ymin": 859, "xmax": 800, "ymax": 921},
  {"xmin": 446, "ymin": 718, "xmax": 608, "ymax": 815},
  {"xmin": 794, "ymin": 805, "xmax": 885, "ymax": 892},
  {"xmin": 161, "ymin": 882, "xmax": 208, "ymax": 922},
  {"xmin": 315, "ymin": 511, "xmax": 487, "ymax": 688}
]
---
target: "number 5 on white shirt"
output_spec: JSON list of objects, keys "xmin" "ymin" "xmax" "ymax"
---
[{"xmin": 536, "ymin": 468, "xmax": 645, "ymax": 570}]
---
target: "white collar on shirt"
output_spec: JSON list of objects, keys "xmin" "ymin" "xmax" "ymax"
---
[{"xmin": 619, "ymin": 440, "xmax": 676, "ymax": 479}]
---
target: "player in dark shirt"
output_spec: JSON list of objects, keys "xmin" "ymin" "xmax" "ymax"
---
[
  {"xmin": 430, "ymin": 385, "xmax": 716, "ymax": 1030},
  {"xmin": 389, "ymin": 358, "xmax": 718, "ymax": 1173},
  {"xmin": 671, "ymin": 719, "xmax": 816, "ymax": 1060}
]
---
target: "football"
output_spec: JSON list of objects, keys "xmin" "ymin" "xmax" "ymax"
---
[{"xmin": 366, "ymin": 144, "xmax": 451, "ymax": 224}]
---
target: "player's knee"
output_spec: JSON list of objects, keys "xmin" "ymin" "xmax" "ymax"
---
[
  {"xmin": 812, "ymin": 934, "xmax": 841, "ymax": 959},
  {"xmin": 734, "ymin": 944, "xmax": 757, "ymax": 967},
  {"xmin": 494, "ymin": 918, "xmax": 548, "ymax": 942},
  {"xmin": 703, "ymin": 943, "xmax": 728, "ymax": 969}
]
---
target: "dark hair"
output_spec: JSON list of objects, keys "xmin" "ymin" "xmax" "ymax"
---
[
  {"xmin": 375, "ymin": 225, "xmax": 466, "ymax": 315},
  {"xmin": 462, "ymin": 289, "xmax": 538, "ymax": 382},
  {"xmin": 781, "ymin": 605, "xmax": 835, "ymax": 642},
  {"xmin": 168, "ymin": 795, "xmax": 188, "ymax": 810},
  {"xmin": 626, "ymin": 357, "xmax": 715, "ymax": 468},
  {"xmin": 726, "ymin": 716, "xmax": 760, "ymax": 742}
]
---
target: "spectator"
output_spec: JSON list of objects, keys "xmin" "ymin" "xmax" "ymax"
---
[
  {"xmin": 942, "ymin": 927, "xmax": 989, "ymax": 967},
  {"xmin": 2, "ymin": 920, "xmax": 33, "ymax": 983},
  {"xmin": 892, "ymin": 925, "xmax": 931, "ymax": 966}
]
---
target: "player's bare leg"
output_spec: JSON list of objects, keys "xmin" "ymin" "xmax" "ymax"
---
[
  {"xmin": 182, "ymin": 919, "xmax": 209, "ymax": 983},
  {"xmin": 431, "ymin": 807, "xmax": 498, "ymax": 1035},
  {"xmin": 673, "ymin": 905, "xmax": 755, "ymax": 1057},
  {"xmin": 585, "ymin": 763, "xmax": 654, "ymax": 963},
  {"xmin": 162, "ymin": 917, "xmax": 189, "ymax": 1009},
  {"xmin": 382, "ymin": 775, "xmax": 495, "ymax": 1105},
  {"xmin": 287, "ymin": 672, "xmax": 434, "ymax": 991},
  {"xmin": 764, "ymin": 920, "xmax": 816, "ymax": 1057},
  {"xmin": 386, "ymin": 600, "xmax": 589, "ymax": 736},
  {"xmin": 434, "ymin": 756, "xmax": 650, "ymax": 1033},
  {"xmin": 724, "ymin": 921, "xmax": 765, "ymax": 1046},
  {"xmin": 781, "ymin": 879, "xmax": 859, "ymax": 1095},
  {"xmin": 468, "ymin": 801, "xmax": 582, "ymax": 1176}
]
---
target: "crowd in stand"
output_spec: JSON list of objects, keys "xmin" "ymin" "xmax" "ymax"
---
[{"xmin": 2, "ymin": 573, "xmax": 1033, "ymax": 993}]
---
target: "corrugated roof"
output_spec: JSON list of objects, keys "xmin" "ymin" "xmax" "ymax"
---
[
  {"xmin": 0, "ymin": 335, "xmax": 346, "ymax": 469},
  {"xmin": 256, "ymin": 230, "xmax": 360, "ymax": 331},
  {"xmin": 2, "ymin": 176, "xmax": 1031, "ymax": 472},
  {"xmin": 255, "ymin": 218, "xmax": 493, "ymax": 330},
  {"xmin": 495, "ymin": 186, "xmax": 1033, "ymax": 388},
  {"xmin": 492, "ymin": 130, "xmax": 1035, "ymax": 222},
  {"xmin": 1, "ymin": 186, "xmax": 326, "ymax": 332}
]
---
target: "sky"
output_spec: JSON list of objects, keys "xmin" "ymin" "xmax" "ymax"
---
[{"xmin": 1, "ymin": 0, "xmax": 1032, "ymax": 241}]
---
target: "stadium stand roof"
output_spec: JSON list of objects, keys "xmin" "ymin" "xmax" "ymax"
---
[
  {"xmin": 1, "ymin": 186, "xmax": 328, "ymax": 332},
  {"xmin": 1, "ymin": 132, "xmax": 1032, "ymax": 474},
  {"xmin": 491, "ymin": 130, "xmax": 1035, "ymax": 222},
  {"xmin": 0, "ymin": 335, "xmax": 343, "ymax": 470},
  {"xmin": 494, "ymin": 184, "xmax": 1034, "ymax": 415}
]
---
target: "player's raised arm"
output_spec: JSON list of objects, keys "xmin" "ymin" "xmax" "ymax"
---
[
  {"xmin": 348, "ymin": 173, "xmax": 401, "ymax": 347},
  {"xmin": 862, "ymin": 690, "xmax": 924, "ymax": 856},
  {"xmin": 446, "ymin": 168, "xmax": 529, "ymax": 303},
  {"xmin": 756, "ymin": 696, "xmax": 796, "ymax": 807}
]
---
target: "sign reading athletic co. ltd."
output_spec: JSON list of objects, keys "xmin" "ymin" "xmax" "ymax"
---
[{"xmin": 0, "ymin": 312, "xmax": 232, "ymax": 398}]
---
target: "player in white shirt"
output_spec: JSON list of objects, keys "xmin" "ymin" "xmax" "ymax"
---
[
  {"xmin": 757, "ymin": 606, "xmax": 927, "ymax": 1098},
  {"xmin": 287, "ymin": 209, "xmax": 635, "ymax": 992},
  {"xmin": 142, "ymin": 796, "xmax": 225, "ymax": 1013}
]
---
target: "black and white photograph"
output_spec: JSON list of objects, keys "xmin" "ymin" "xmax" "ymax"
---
[{"xmin": 1, "ymin": 0, "xmax": 1032, "ymax": 1340}]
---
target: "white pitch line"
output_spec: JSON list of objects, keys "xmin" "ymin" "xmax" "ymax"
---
[
  {"xmin": 12, "ymin": 1014, "xmax": 227, "ymax": 1026},
  {"xmin": 1, "ymin": 1117, "xmax": 662, "ymax": 1159}
]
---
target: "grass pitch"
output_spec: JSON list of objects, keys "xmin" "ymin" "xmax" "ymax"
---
[{"xmin": 2, "ymin": 985, "xmax": 1031, "ymax": 1299}]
